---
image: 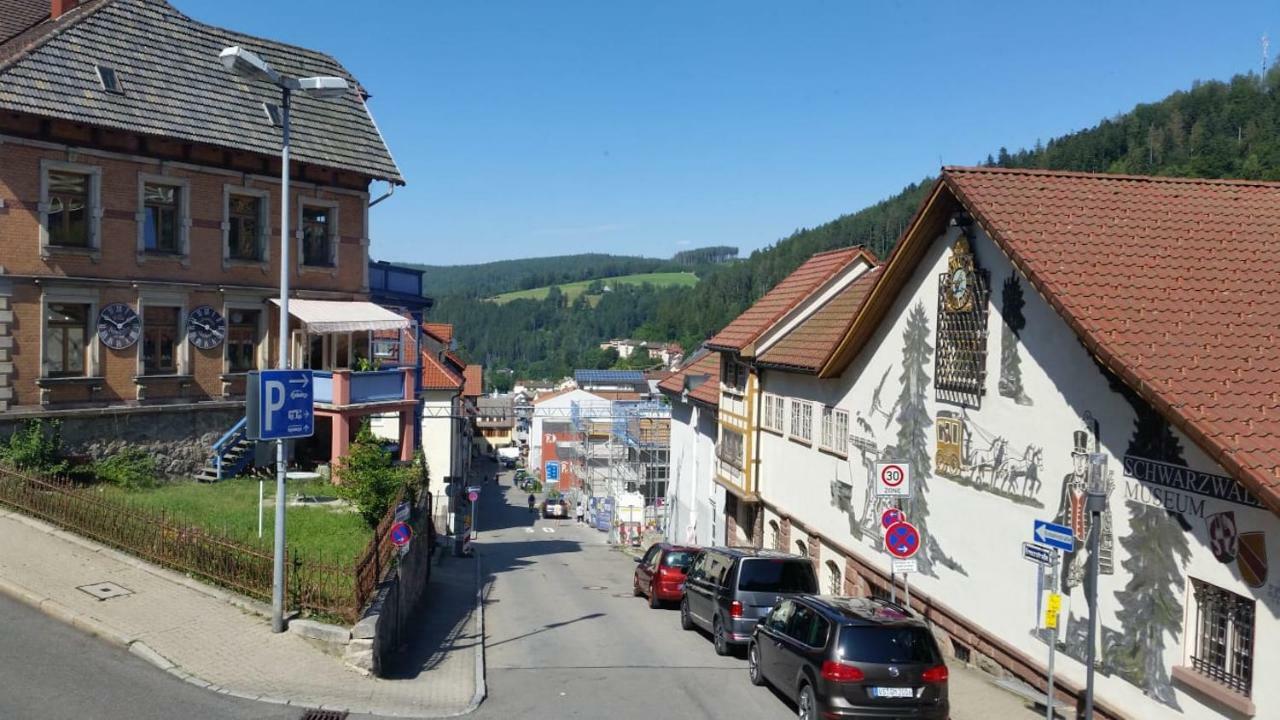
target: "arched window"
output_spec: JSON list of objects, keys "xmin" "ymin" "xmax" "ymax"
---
[
  {"xmin": 826, "ymin": 560, "xmax": 842, "ymax": 595},
  {"xmin": 769, "ymin": 520, "xmax": 781, "ymax": 550},
  {"xmin": 796, "ymin": 540, "xmax": 809, "ymax": 558}
]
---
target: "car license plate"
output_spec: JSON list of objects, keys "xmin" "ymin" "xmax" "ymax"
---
[{"xmin": 870, "ymin": 687, "xmax": 914, "ymax": 699}]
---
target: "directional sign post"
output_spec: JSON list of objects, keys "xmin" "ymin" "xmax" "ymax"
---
[
  {"xmin": 875, "ymin": 461, "xmax": 911, "ymax": 498},
  {"xmin": 1033, "ymin": 519, "xmax": 1075, "ymax": 552},
  {"xmin": 885, "ymin": 520, "xmax": 921, "ymax": 609},
  {"xmin": 246, "ymin": 369, "xmax": 314, "ymax": 441}
]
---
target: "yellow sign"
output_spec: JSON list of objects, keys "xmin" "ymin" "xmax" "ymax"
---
[
  {"xmin": 1044, "ymin": 608, "xmax": 1059, "ymax": 629},
  {"xmin": 1047, "ymin": 593, "xmax": 1062, "ymax": 612}
]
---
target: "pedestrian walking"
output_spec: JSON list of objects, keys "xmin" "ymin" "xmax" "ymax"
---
[{"xmin": 576, "ymin": 498, "xmax": 586, "ymax": 524}]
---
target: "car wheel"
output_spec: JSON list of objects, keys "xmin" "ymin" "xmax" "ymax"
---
[
  {"xmin": 680, "ymin": 598, "xmax": 694, "ymax": 630},
  {"xmin": 648, "ymin": 583, "xmax": 661, "ymax": 609},
  {"xmin": 633, "ymin": 577, "xmax": 643, "ymax": 597},
  {"xmin": 797, "ymin": 684, "xmax": 815, "ymax": 720},
  {"xmin": 713, "ymin": 617, "xmax": 730, "ymax": 656},
  {"xmin": 748, "ymin": 642, "xmax": 765, "ymax": 686}
]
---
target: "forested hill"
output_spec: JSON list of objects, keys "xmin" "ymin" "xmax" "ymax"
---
[{"xmin": 436, "ymin": 66, "xmax": 1280, "ymax": 384}]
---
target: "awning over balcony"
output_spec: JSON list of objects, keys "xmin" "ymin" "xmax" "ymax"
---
[{"xmin": 270, "ymin": 299, "xmax": 411, "ymax": 334}]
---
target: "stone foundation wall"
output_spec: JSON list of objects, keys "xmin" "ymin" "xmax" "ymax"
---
[{"xmin": 0, "ymin": 403, "xmax": 242, "ymax": 477}]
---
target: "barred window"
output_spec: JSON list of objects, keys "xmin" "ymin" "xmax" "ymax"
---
[
  {"xmin": 826, "ymin": 560, "xmax": 842, "ymax": 595},
  {"xmin": 790, "ymin": 399, "xmax": 813, "ymax": 442},
  {"xmin": 1190, "ymin": 578, "xmax": 1255, "ymax": 697}
]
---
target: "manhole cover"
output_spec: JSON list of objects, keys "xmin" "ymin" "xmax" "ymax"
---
[
  {"xmin": 299, "ymin": 711, "xmax": 348, "ymax": 720},
  {"xmin": 77, "ymin": 581, "xmax": 133, "ymax": 601},
  {"xmin": 582, "ymin": 585, "xmax": 608, "ymax": 591}
]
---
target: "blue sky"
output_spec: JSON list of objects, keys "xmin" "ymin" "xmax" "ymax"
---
[{"xmin": 180, "ymin": 1, "xmax": 1274, "ymax": 266}]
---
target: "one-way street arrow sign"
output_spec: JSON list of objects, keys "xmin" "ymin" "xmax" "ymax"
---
[
  {"xmin": 1033, "ymin": 520, "xmax": 1075, "ymax": 552},
  {"xmin": 1021, "ymin": 541, "xmax": 1055, "ymax": 566}
]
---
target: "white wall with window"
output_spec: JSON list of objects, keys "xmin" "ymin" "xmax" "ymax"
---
[{"xmin": 789, "ymin": 398, "xmax": 813, "ymax": 443}]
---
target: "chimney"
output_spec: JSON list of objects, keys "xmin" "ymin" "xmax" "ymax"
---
[{"xmin": 51, "ymin": 0, "xmax": 78, "ymax": 19}]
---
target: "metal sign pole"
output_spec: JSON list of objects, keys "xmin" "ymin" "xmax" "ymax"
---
[
  {"xmin": 904, "ymin": 572, "xmax": 910, "ymax": 610},
  {"xmin": 258, "ymin": 478, "xmax": 264, "ymax": 538},
  {"xmin": 270, "ymin": 87, "xmax": 293, "ymax": 635},
  {"xmin": 1045, "ymin": 551, "xmax": 1058, "ymax": 720},
  {"xmin": 472, "ymin": 493, "xmax": 480, "ymax": 542}
]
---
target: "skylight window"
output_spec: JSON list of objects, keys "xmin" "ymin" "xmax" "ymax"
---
[
  {"xmin": 95, "ymin": 65, "xmax": 123, "ymax": 94},
  {"xmin": 262, "ymin": 102, "xmax": 283, "ymax": 127}
]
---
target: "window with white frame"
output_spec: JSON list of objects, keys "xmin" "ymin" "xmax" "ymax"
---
[
  {"xmin": 40, "ymin": 161, "xmax": 102, "ymax": 254},
  {"xmin": 1189, "ymin": 578, "xmax": 1255, "ymax": 697},
  {"xmin": 790, "ymin": 399, "xmax": 813, "ymax": 442},
  {"xmin": 763, "ymin": 393, "xmax": 785, "ymax": 432},
  {"xmin": 820, "ymin": 406, "xmax": 849, "ymax": 454}
]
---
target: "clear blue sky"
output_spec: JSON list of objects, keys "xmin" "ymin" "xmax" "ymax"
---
[{"xmin": 179, "ymin": 0, "xmax": 1273, "ymax": 266}]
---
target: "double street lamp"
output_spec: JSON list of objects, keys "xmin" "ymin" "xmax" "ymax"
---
[{"xmin": 218, "ymin": 45, "xmax": 349, "ymax": 633}]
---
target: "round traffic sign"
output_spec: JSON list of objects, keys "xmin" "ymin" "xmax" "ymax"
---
[
  {"xmin": 880, "ymin": 464, "xmax": 906, "ymax": 487},
  {"xmin": 880, "ymin": 507, "xmax": 904, "ymax": 529},
  {"xmin": 468, "ymin": 490, "xmax": 479, "ymax": 502},
  {"xmin": 884, "ymin": 521, "xmax": 920, "ymax": 559},
  {"xmin": 389, "ymin": 521, "xmax": 413, "ymax": 547}
]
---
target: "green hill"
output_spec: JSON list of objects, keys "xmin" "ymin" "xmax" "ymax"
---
[{"xmin": 487, "ymin": 272, "xmax": 699, "ymax": 305}]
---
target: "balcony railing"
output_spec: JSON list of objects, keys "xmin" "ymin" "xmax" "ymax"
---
[{"xmin": 312, "ymin": 368, "xmax": 413, "ymax": 406}]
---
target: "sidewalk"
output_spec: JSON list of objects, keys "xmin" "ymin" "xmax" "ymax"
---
[{"xmin": 0, "ymin": 507, "xmax": 482, "ymax": 718}]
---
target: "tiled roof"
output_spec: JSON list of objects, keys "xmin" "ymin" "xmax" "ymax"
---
[
  {"xmin": 0, "ymin": 0, "xmax": 403, "ymax": 183},
  {"xmin": 0, "ymin": 0, "xmax": 48, "ymax": 43},
  {"xmin": 657, "ymin": 349, "xmax": 720, "ymax": 407},
  {"xmin": 462, "ymin": 366, "xmax": 483, "ymax": 397},
  {"xmin": 443, "ymin": 350, "xmax": 467, "ymax": 372},
  {"xmin": 707, "ymin": 247, "xmax": 873, "ymax": 353},
  {"xmin": 421, "ymin": 352, "xmax": 463, "ymax": 391},
  {"xmin": 422, "ymin": 323, "xmax": 454, "ymax": 344},
  {"xmin": 532, "ymin": 387, "xmax": 575, "ymax": 405},
  {"xmin": 758, "ymin": 267, "xmax": 882, "ymax": 372}
]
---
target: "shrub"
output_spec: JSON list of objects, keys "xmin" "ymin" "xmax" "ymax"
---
[
  {"xmin": 335, "ymin": 423, "xmax": 412, "ymax": 527},
  {"xmin": 0, "ymin": 419, "xmax": 69, "ymax": 474},
  {"xmin": 92, "ymin": 448, "xmax": 158, "ymax": 490}
]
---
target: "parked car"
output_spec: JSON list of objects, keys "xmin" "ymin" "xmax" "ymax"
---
[
  {"xmin": 680, "ymin": 548, "xmax": 817, "ymax": 655},
  {"xmin": 633, "ymin": 543, "xmax": 697, "ymax": 609},
  {"xmin": 542, "ymin": 496, "xmax": 568, "ymax": 519},
  {"xmin": 748, "ymin": 596, "xmax": 949, "ymax": 720}
]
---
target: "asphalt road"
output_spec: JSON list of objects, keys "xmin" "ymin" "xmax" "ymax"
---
[
  {"xmin": 469, "ymin": 473, "xmax": 795, "ymax": 720},
  {"xmin": 0, "ymin": 590, "xmax": 295, "ymax": 720}
]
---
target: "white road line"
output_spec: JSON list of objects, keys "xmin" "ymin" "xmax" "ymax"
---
[{"xmin": 541, "ymin": 527, "xmax": 556, "ymax": 533}]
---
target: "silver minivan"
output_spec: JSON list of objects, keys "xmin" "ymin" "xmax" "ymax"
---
[{"xmin": 680, "ymin": 547, "xmax": 818, "ymax": 655}]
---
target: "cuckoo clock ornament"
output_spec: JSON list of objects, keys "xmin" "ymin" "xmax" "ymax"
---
[
  {"xmin": 97, "ymin": 303, "xmax": 141, "ymax": 350},
  {"xmin": 943, "ymin": 236, "xmax": 977, "ymax": 313}
]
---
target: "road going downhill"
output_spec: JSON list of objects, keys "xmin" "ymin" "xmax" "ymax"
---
[{"xmin": 469, "ymin": 472, "xmax": 792, "ymax": 720}]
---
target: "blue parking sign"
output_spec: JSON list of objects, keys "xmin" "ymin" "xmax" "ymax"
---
[
  {"xmin": 246, "ymin": 369, "xmax": 314, "ymax": 441},
  {"xmin": 545, "ymin": 460, "xmax": 560, "ymax": 482}
]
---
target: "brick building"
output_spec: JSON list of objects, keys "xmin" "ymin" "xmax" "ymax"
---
[{"xmin": 0, "ymin": 0, "xmax": 409, "ymax": 473}]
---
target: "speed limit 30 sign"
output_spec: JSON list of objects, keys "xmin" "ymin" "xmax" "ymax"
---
[{"xmin": 875, "ymin": 461, "xmax": 911, "ymax": 498}]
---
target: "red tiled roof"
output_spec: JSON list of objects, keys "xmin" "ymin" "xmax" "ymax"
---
[
  {"xmin": 444, "ymin": 350, "xmax": 467, "ymax": 372},
  {"xmin": 422, "ymin": 322, "xmax": 454, "ymax": 344},
  {"xmin": 533, "ymin": 387, "xmax": 575, "ymax": 404},
  {"xmin": 758, "ymin": 266, "xmax": 883, "ymax": 372},
  {"xmin": 707, "ymin": 247, "xmax": 874, "ymax": 354},
  {"xmin": 830, "ymin": 166, "xmax": 1280, "ymax": 514},
  {"xmin": 658, "ymin": 350, "xmax": 721, "ymax": 407},
  {"xmin": 421, "ymin": 352, "xmax": 463, "ymax": 391},
  {"xmin": 462, "ymin": 365, "xmax": 483, "ymax": 397}
]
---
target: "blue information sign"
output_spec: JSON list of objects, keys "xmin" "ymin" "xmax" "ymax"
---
[
  {"xmin": 1033, "ymin": 519, "xmax": 1075, "ymax": 552},
  {"xmin": 246, "ymin": 369, "xmax": 314, "ymax": 441},
  {"xmin": 545, "ymin": 460, "xmax": 560, "ymax": 482}
]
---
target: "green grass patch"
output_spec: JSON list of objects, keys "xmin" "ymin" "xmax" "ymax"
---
[
  {"xmin": 487, "ymin": 271, "xmax": 699, "ymax": 304},
  {"xmin": 96, "ymin": 477, "xmax": 371, "ymax": 563}
]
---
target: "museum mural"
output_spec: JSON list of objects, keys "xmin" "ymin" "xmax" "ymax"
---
[{"xmin": 934, "ymin": 410, "xmax": 1045, "ymax": 507}]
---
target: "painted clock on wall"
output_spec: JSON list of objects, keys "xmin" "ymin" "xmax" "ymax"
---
[
  {"xmin": 97, "ymin": 303, "xmax": 141, "ymax": 350},
  {"xmin": 187, "ymin": 305, "xmax": 226, "ymax": 350}
]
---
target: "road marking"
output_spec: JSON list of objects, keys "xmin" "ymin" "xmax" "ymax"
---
[
  {"xmin": 542, "ymin": 527, "xmax": 556, "ymax": 533},
  {"xmin": 525, "ymin": 528, "xmax": 535, "ymax": 533}
]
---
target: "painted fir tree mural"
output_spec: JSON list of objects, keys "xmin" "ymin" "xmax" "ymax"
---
[
  {"xmin": 893, "ymin": 302, "xmax": 963, "ymax": 576},
  {"xmin": 1110, "ymin": 402, "xmax": 1189, "ymax": 708},
  {"xmin": 998, "ymin": 273, "xmax": 1032, "ymax": 405}
]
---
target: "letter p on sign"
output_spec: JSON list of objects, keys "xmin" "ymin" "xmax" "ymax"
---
[{"xmin": 264, "ymin": 379, "xmax": 284, "ymax": 432}]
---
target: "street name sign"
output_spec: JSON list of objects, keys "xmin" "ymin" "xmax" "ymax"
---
[
  {"xmin": 884, "ymin": 521, "xmax": 921, "ymax": 559},
  {"xmin": 246, "ymin": 369, "xmax": 314, "ymax": 441},
  {"xmin": 1033, "ymin": 519, "xmax": 1075, "ymax": 552},
  {"xmin": 875, "ymin": 462, "xmax": 911, "ymax": 498},
  {"xmin": 891, "ymin": 558, "xmax": 918, "ymax": 575},
  {"xmin": 545, "ymin": 461, "xmax": 560, "ymax": 482},
  {"xmin": 1021, "ymin": 542, "xmax": 1055, "ymax": 566}
]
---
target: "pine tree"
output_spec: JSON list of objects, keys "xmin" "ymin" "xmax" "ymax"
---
[
  {"xmin": 998, "ymin": 274, "xmax": 1030, "ymax": 404},
  {"xmin": 1110, "ymin": 406, "xmax": 1189, "ymax": 707},
  {"xmin": 892, "ymin": 303, "xmax": 961, "ymax": 576}
]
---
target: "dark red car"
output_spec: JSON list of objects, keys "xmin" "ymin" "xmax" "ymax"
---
[{"xmin": 633, "ymin": 543, "xmax": 698, "ymax": 608}]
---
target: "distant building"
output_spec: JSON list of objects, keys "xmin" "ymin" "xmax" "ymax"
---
[{"xmin": 475, "ymin": 395, "xmax": 515, "ymax": 454}]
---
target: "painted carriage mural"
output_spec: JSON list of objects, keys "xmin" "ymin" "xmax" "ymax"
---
[{"xmin": 934, "ymin": 410, "xmax": 1044, "ymax": 507}]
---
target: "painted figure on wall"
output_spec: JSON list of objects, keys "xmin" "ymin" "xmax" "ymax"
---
[
  {"xmin": 998, "ymin": 273, "xmax": 1032, "ymax": 405},
  {"xmin": 1053, "ymin": 423, "xmax": 1115, "ymax": 594}
]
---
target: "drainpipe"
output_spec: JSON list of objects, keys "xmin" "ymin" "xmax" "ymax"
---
[
  {"xmin": 368, "ymin": 181, "xmax": 395, "ymax": 207},
  {"xmin": 751, "ymin": 365, "xmax": 764, "ymax": 548}
]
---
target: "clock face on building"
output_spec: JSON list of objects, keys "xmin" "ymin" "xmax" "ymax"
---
[
  {"xmin": 187, "ymin": 305, "xmax": 226, "ymax": 350},
  {"xmin": 946, "ymin": 267, "xmax": 972, "ymax": 311},
  {"xmin": 97, "ymin": 303, "xmax": 141, "ymax": 350}
]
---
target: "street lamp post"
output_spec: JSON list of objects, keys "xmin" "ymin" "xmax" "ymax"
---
[
  {"xmin": 1082, "ymin": 452, "xmax": 1109, "ymax": 719},
  {"xmin": 219, "ymin": 46, "xmax": 349, "ymax": 633}
]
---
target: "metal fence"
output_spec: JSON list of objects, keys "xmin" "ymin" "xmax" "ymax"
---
[{"xmin": 0, "ymin": 467, "xmax": 366, "ymax": 623}]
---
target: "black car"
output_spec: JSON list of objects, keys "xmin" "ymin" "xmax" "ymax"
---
[
  {"xmin": 680, "ymin": 547, "xmax": 817, "ymax": 655},
  {"xmin": 748, "ymin": 596, "xmax": 949, "ymax": 720}
]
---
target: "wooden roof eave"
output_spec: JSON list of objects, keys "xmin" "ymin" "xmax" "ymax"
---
[{"xmin": 818, "ymin": 179, "xmax": 957, "ymax": 379}]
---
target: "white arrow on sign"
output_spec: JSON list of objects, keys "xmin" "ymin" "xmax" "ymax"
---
[
  {"xmin": 289, "ymin": 375, "xmax": 309, "ymax": 387},
  {"xmin": 1035, "ymin": 524, "xmax": 1073, "ymax": 548}
]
